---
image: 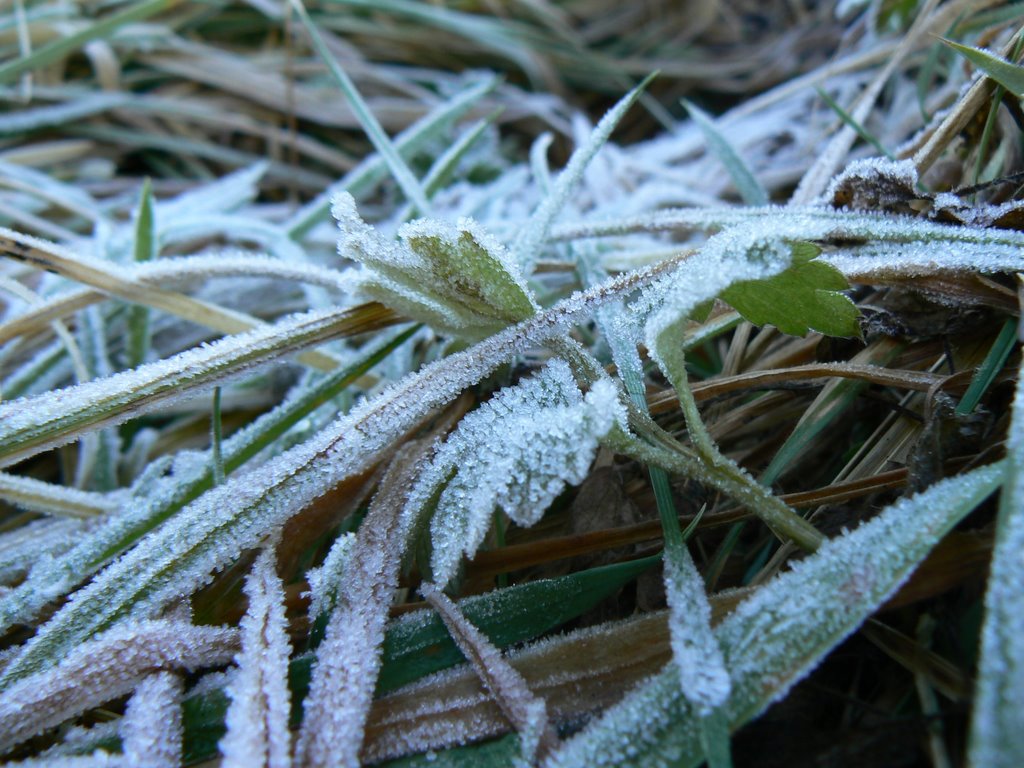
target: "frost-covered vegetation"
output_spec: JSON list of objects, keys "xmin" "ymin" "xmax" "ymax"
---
[{"xmin": 1, "ymin": 1, "xmax": 1023, "ymax": 766}]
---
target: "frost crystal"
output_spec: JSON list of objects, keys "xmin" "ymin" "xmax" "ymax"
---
[
  {"xmin": 219, "ymin": 547, "xmax": 292, "ymax": 768},
  {"xmin": 969, "ymin": 356, "xmax": 1024, "ymax": 767},
  {"xmin": 663, "ymin": 550, "xmax": 730, "ymax": 715},
  {"xmin": 121, "ymin": 671, "xmax": 183, "ymax": 768},
  {"xmin": 421, "ymin": 581, "xmax": 558, "ymax": 763},
  {"xmin": 296, "ymin": 448, "xmax": 426, "ymax": 768},
  {"xmin": 334, "ymin": 192, "xmax": 537, "ymax": 338},
  {"xmin": 418, "ymin": 360, "xmax": 625, "ymax": 586},
  {"xmin": 0, "ymin": 619, "xmax": 237, "ymax": 753}
]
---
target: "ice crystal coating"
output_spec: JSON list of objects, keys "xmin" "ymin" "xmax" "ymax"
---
[
  {"xmin": 219, "ymin": 548, "xmax": 292, "ymax": 768},
  {"xmin": 121, "ymin": 671, "xmax": 183, "ymax": 768},
  {"xmin": 663, "ymin": 550, "xmax": 731, "ymax": 716},
  {"xmin": 419, "ymin": 360, "xmax": 625, "ymax": 586},
  {"xmin": 334, "ymin": 192, "xmax": 537, "ymax": 338},
  {"xmin": 969, "ymin": 356, "xmax": 1024, "ymax": 767},
  {"xmin": 0, "ymin": 619, "xmax": 237, "ymax": 753}
]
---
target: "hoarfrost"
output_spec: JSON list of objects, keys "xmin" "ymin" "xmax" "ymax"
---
[
  {"xmin": 0, "ymin": 619, "xmax": 237, "ymax": 753},
  {"xmin": 121, "ymin": 671, "xmax": 183, "ymax": 768},
  {"xmin": 663, "ymin": 550, "xmax": 730, "ymax": 715},
  {"xmin": 421, "ymin": 360, "xmax": 625, "ymax": 586},
  {"xmin": 969, "ymin": 356, "xmax": 1024, "ymax": 767},
  {"xmin": 220, "ymin": 547, "xmax": 292, "ymax": 768},
  {"xmin": 296, "ymin": 448, "xmax": 426, "ymax": 768},
  {"xmin": 420, "ymin": 581, "xmax": 558, "ymax": 763},
  {"xmin": 305, "ymin": 531, "xmax": 356, "ymax": 621}
]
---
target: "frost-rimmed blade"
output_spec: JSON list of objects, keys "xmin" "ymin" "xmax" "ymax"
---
[
  {"xmin": 419, "ymin": 360, "xmax": 625, "ymax": 587},
  {"xmin": 544, "ymin": 462, "xmax": 1003, "ymax": 768},
  {"xmin": 0, "ymin": 260, "xmax": 669, "ymax": 692},
  {"xmin": 421, "ymin": 581, "xmax": 559, "ymax": 763},
  {"xmin": 219, "ymin": 547, "xmax": 291, "ymax": 768},
  {"xmin": 121, "ymin": 671, "xmax": 183, "ymax": 768},
  {"xmin": 0, "ymin": 472, "xmax": 117, "ymax": 518},
  {"xmin": 0, "ymin": 619, "xmax": 238, "ymax": 753},
  {"xmin": 0, "ymin": 302, "xmax": 396, "ymax": 469},
  {"xmin": 296, "ymin": 445, "xmax": 427, "ymax": 768},
  {"xmin": 969, "ymin": 354, "xmax": 1024, "ymax": 767},
  {"xmin": 511, "ymin": 74, "xmax": 654, "ymax": 274}
]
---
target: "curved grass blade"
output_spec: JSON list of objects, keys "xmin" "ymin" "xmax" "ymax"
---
[{"xmin": 683, "ymin": 99, "xmax": 768, "ymax": 206}]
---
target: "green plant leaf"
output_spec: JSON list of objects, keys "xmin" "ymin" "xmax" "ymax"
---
[
  {"xmin": 720, "ymin": 242, "xmax": 860, "ymax": 338},
  {"xmin": 942, "ymin": 38, "xmax": 1024, "ymax": 98}
]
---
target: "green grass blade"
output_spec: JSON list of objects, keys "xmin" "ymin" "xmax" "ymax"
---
[
  {"xmin": 0, "ymin": 0, "xmax": 181, "ymax": 86},
  {"xmin": 683, "ymin": 100, "xmax": 768, "ymax": 206},
  {"xmin": 814, "ymin": 87, "xmax": 894, "ymax": 160},
  {"xmin": 288, "ymin": 0, "xmax": 430, "ymax": 215},
  {"xmin": 956, "ymin": 317, "xmax": 1016, "ymax": 416},
  {"xmin": 126, "ymin": 178, "xmax": 155, "ymax": 369}
]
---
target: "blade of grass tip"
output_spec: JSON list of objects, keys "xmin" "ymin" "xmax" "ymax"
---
[
  {"xmin": 942, "ymin": 38, "xmax": 1024, "ymax": 98},
  {"xmin": 211, "ymin": 387, "xmax": 225, "ymax": 486},
  {"xmin": 813, "ymin": 87, "xmax": 895, "ymax": 161},
  {"xmin": 127, "ymin": 178, "xmax": 156, "ymax": 369},
  {"xmin": 511, "ymin": 73, "xmax": 656, "ymax": 275},
  {"xmin": 683, "ymin": 100, "xmax": 768, "ymax": 206},
  {"xmin": 285, "ymin": 76, "xmax": 498, "ymax": 239},
  {"xmin": 956, "ymin": 317, "xmax": 1016, "ymax": 416},
  {"xmin": 0, "ymin": 0, "xmax": 182, "ymax": 86},
  {"xmin": 288, "ymin": 0, "xmax": 431, "ymax": 216}
]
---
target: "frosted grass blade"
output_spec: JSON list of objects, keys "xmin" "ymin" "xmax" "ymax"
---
[
  {"xmin": 942, "ymin": 38, "xmax": 1024, "ymax": 97},
  {"xmin": 0, "ymin": 472, "xmax": 117, "ymax": 518},
  {"xmin": 546, "ymin": 462, "xmax": 1003, "ymax": 767},
  {"xmin": 0, "ymin": 262, "xmax": 670, "ymax": 692},
  {"xmin": 969, "ymin": 356, "xmax": 1024, "ymax": 767},
  {"xmin": 127, "ymin": 178, "xmax": 156, "ymax": 369},
  {"xmin": 219, "ymin": 548, "xmax": 291, "ymax": 768},
  {"xmin": 0, "ymin": 302, "xmax": 397, "ymax": 469},
  {"xmin": 511, "ymin": 74, "xmax": 654, "ymax": 273},
  {"xmin": 0, "ymin": 620, "xmax": 237, "ymax": 753},
  {"xmin": 121, "ymin": 672, "xmax": 183, "ymax": 768},
  {"xmin": 0, "ymin": 326, "xmax": 414, "ymax": 634}
]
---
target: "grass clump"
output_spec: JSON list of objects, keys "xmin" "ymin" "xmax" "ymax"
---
[{"xmin": 0, "ymin": 2, "xmax": 1023, "ymax": 766}]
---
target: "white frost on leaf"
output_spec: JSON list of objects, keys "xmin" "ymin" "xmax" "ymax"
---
[
  {"xmin": 420, "ymin": 581, "xmax": 558, "ymax": 763},
  {"xmin": 305, "ymin": 531, "xmax": 356, "ymax": 621},
  {"xmin": 121, "ymin": 671, "xmax": 183, "ymax": 768},
  {"xmin": 419, "ymin": 360, "xmax": 625, "ymax": 586},
  {"xmin": 0, "ymin": 619, "xmax": 237, "ymax": 753},
  {"xmin": 219, "ymin": 547, "xmax": 292, "ymax": 768},
  {"xmin": 334, "ymin": 192, "xmax": 537, "ymax": 338},
  {"xmin": 296, "ymin": 447, "xmax": 427, "ymax": 768},
  {"xmin": 663, "ymin": 549, "xmax": 730, "ymax": 716},
  {"xmin": 969, "ymin": 355, "xmax": 1024, "ymax": 768}
]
